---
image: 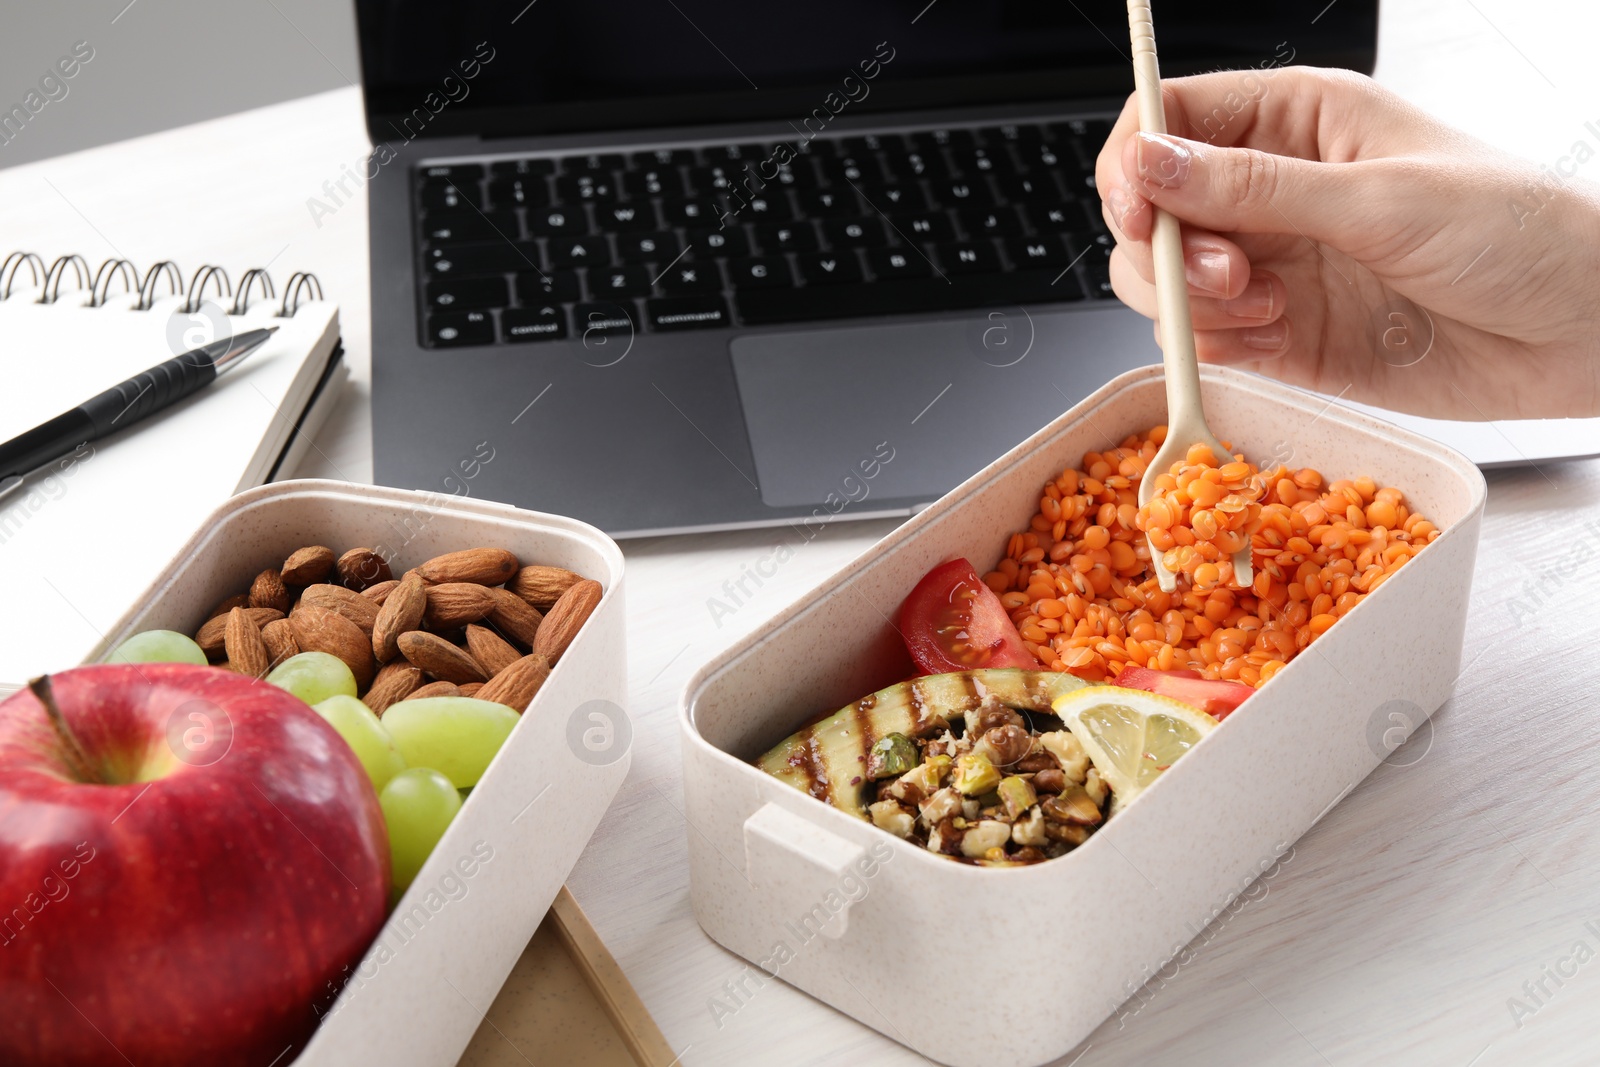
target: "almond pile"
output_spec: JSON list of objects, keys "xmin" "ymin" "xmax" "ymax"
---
[{"xmin": 194, "ymin": 546, "xmax": 602, "ymax": 717}]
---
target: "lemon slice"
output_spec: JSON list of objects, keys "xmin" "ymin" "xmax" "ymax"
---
[{"xmin": 1051, "ymin": 686, "xmax": 1219, "ymax": 813}]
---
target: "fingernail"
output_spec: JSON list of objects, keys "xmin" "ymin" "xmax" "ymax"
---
[
  {"xmin": 1107, "ymin": 186, "xmax": 1130, "ymax": 230},
  {"xmin": 1225, "ymin": 277, "xmax": 1275, "ymax": 319},
  {"xmin": 1240, "ymin": 319, "xmax": 1289, "ymax": 353},
  {"xmin": 1186, "ymin": 251, "xmax": 1230, "ymax": 296},
  {"xmin": 1135, "ymin": 133, "xmax": 1192, "ymax": 189}
]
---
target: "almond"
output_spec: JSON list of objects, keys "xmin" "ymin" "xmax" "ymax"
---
[
  {"xmin": 397, "ymin": 631, "xmax": 487, "ymax": 685},
  {"xmin": 373, "ymin": 572, "xmax": 426, "ymax": 662},
  {"xmin": 509, "ymin": 565, "xmax": 584, "ymax": 609},
  {"xmin": 261, "ymin": 618, "xmax": 300, "ymax": 669},
  {"xmin": 417, "ymin": 548, "xmax": 519, "ymax": 587},
  {"xmin": 248, "ymin": 568, "xmax": 290, "ymax": 613},
  {"xmin": 457, "ymin": 682, "xmax": 484, "ymax": 697},
  {"xmin": 224, "ymin": 607, "xmax": 270, "ymax": 677},
  {"xmin": 423, "ymin": 582, "xmax": 496, "ymax": 630},
  {"xmin": 337, "ymin": 547, "xmax": 392, "ymax": 592},
  {"xmin": 282, "ymin": 545, "xmax": 336, "ymax": 585},
  {"xmin": 207, "ymin": 593, "xmax": 251, "ymax": 621},
  {"xmin": 197, "ymin": 607, "xmax": 283, "ymax": 657},
  {"xmin": 364, "ymin": 662, "xmax": 424, "ymax": 716},
  {"xmin": 404, "ymin": 680, "xmax": 460, "ymax": 701},
  {"xmin": 485, "ymin": 587, "xmax": 543, "ymax": 647},
  {"xmin": 464, "ymin": 624, "xmax": 521, "ymax": 677},
  {"xmin": 290, "ymin": 604, "xmax": 375, "ymax": 689},
  {"xmin": 299, "ymin": 583, "xmax": 380, "ymax": 634},
  {"xmin": 534, "ymin": 579, "xmax": 602, "ymax": 664},
  {"xmin": 360, "ymin": 579, "xmax": 400, "ymax": 605},
  {"xmin": 474, "ymin": 653, "xmax": 551, "ymax": 713}
]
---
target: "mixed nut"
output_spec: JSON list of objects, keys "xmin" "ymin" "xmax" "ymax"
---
[{"xmin": 194, "ymin": 545, "xmax": 602, "ymax": 715}]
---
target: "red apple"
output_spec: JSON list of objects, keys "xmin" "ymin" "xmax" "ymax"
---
[{"xmin": 0, "ymin": 664, "xmax": 389, "ymax": 1067}]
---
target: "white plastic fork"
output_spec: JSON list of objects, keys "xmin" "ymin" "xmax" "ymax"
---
[{"xmin": 1125, "ymin": 0, "xmax": 1254, "ymax": 594}]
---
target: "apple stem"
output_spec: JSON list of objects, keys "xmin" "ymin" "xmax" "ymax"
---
[{"xmin": 28, "ymin": 674, "xmax": 103, "ymax": 785}]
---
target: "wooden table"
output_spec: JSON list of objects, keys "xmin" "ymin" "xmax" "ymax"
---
[{"xmin": 3, "ymin": 1, "xmax": 1597, "ymax": 1062}]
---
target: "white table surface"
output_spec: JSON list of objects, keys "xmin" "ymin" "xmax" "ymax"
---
[{"xmin": 4, "ymin": 2, "xmax": 1599, "ymax": 1063}]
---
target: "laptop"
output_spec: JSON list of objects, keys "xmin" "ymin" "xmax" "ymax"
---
[{"xmin": 356, "ymin": 1, "xmax": 1393, "ymax": 537}]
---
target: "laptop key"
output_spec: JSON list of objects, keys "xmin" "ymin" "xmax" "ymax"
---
[
  {"xmin": 487, "ymin": 177, "xmax": 548, "ymax": 209},
  {"xmin": 517, "ymin": 270, "xmax": 581, "ymax": 303},
  {"xmin": 987, "ymin": 123, "xmax": 1046, "ymax": 145},
  {"xmin": 491, "ymin": 158, "xmax": 556, "ymax": 178},
  {"xmin": 687, "ymin": 165, "xmax": 740, "ymax": 195},
  {"xmin": 688, "ymin": 228, "xmax": 749, "ymax": 258},
  {"xmin": 733, "ymin": 268, "xmax": 1079, "ymax": 325},
  {"xmin": 616, "ymin": 231, "xmax": 680, "ymax": 262},
  {"xmin": 622, "ymin": 168, "xmax": 683, "ymax": 199},
  {"xmin": 705, "ymin": 142, "xmax": 765, "ymax": 163},
  {"xmin": 596, "ymin": 202, "xmax": 658, "ymax": 231},
  {"xmin": 910, "ymin": 128, "xmax": 976, "ymax": 152},
  {"xmin": 656, "ymin": 262, "xmax": 722, "ymax": 294},
  {"xmin": 588, "ymin": 264, "xmax": 653, "ymax": 298},
  {"xmin": 556, "ymin": 175, "xmax": 620, "ymax": 203},
  {"xmin": 732, "ymin": 193, "xmax": 794, "ymax": 222},
  {"xmin": 426, "ymin": 276, "xmax": 510, "ymax": 311},
  {"xmin": 502, "ymin": 306, "xmax": 568, "ymax": 342},
  {"xmin": 420, "ymin": 179, "xmax": 484, "ymax": 211},
  {"xmin": 427, "ymin": 242, "xmax": 540, "ymax": 275},
  {"xmin": 823, "ymin": 217, "xmax": 886, "ymax": 248},
  {"xmin": 631, "ymin": 147, "xmax": 695, "ymax": 168},
  {"xmin": 997, "ymin": 174, "xmax": 1062, "ymax": 204},
  {"xmin": 1002, "ymin": 235, "xmax": 1071, "ymax": 267},
  {"xmin": 755, "ymin": 222, "xmax": 819, "ymax": 253},
  {"xmin": 528, "ymin": 206, "xmax": 587, "ymax": 236},
  {"xmin": 818, "ymin": 156, "xmax": 879, "ymax": 184},
  {"xmin": 661, "ymin": 198, "xmax": 719, "ymax": 226},
  {"xmin": 427, "ymin": 309, "xmax": 494, "ymax": 346},
  {"xmin": 421, "ymin": 163, "xmax": 486, "ymax": 182},
  {"xmin": 573, "ymin": 302, "xmax": 637, "ymax": 342},
  {"xmin": 857, "ymin": 183, "xmax": 928, "ymax": 211},
  {"xmin": 951, "ymin": 148, "xmax": 1001, "ymax": 176},
  {"xmin": 881, "ymin": 151, "xmax": 947, "ymax": 182},
  {"xmin": 647, "ymin": 295, "xmax": 731, "ymax": 331},
  {"xmin": 727, "ymin": 256, "xmax": 793, "ymax": 289},
  {"xmin": 839, "ymin": 132, "xmax": 903, "ymax": 154},
  {"xmin": 567, "ymin": 152, "xmax": 626, "ymax": 172},
  {"xmin": 887, "ymin": 211, "xmax": 954, "ymax": 242},
  {"xmin": 933, "ymin": 179, "xmax": 995, "ymax": 208},
  {"xmin": 1029, "ymin": 203, "xmax": 1092, "ymax": 232},
  {"xmin": 1021, "ymin": 141, "xmax": 1073, "ymax": 172},
  {"xmin": 549, "ymin": 236, "xmax": 611, "ymax": 268},
  {"xmin": 420, "ymin": 210, "xmax": 518, "ymax": 245},
  {"xmin": 866, "ymin": 247, "xmax": 934, "ymax": 280},
  {"xmin": 796, "ymin": 188, "xmax": 861, "ymax": 218},
  {"xmin": 957, "ymin": 207, "xmax": 1024, "ymax": 238},
  {"xmin": 937, "ymin": 242, "xmax": 1001, "ymax": 274},
  {"xmin": 796, "ymin": 251, "xmax": 862, "ymax": 284}
]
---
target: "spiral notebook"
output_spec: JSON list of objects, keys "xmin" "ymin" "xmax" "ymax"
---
[{"xmin": 0, "ymin": 253, "xmax": 347, "ymax": 687}]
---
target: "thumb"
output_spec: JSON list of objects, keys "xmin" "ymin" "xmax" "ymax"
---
[{"xmin": 1123, "ymin": 132, "xmax": 1367, "ymax": 245}]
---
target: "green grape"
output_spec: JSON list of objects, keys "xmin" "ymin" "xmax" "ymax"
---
[
  {"xmin": 379, "ymin": 697, "xmax": 519, "ymax": 788},
  {"xmin": 266, "ymin": 651, "xmax": 357, "ymax": 706},
  {"xmin": 108, "ymin": 630, "xmax": 208, "ymax": 666},
  {"xmin": 379, "ymin": 767, "xmax": 461, "ymax": 895},
  {"xmin": 312, "ymin": 695, "xmax": 406, "ymax": 792}
]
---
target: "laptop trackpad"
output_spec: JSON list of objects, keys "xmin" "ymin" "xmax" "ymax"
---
[{"xmin": 730, "ymin": 312, "xmax": 1155, "ymax": 508}]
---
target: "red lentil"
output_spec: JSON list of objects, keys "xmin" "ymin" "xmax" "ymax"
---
[{"xmin": 983, "ymin": 427, "xmax": 1441, "ymax": 685}]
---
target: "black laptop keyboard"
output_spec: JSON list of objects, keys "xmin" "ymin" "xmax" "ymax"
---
[{"xmin": 414, "ymin": 119, "xmax": 1117, "ymax": 347}]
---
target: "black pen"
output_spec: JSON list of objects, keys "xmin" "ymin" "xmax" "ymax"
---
[{"xmin": 0, "ymin": 327, "xmax": 278, "ymax": 504}]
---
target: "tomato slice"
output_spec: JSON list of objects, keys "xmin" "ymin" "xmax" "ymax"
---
[
  {"xmin": 1112, "ymin": 665, "xmax": 1255, "ymax": 720},
  {"xmin": 898, "ymin": 559, "xmax": 1039, "ymax": 675}
]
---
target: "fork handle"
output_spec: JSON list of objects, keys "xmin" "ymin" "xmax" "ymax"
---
[{"xmin": 1126, "ymin": 0, "xmax": 1207, "ymax": 436}]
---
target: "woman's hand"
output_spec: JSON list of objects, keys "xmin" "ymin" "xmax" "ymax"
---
[{"xmin": 1095, "ymin": 66, "xmax": 1600, "ymax": 420}]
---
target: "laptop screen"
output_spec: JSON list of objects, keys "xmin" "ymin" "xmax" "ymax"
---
[{"xmin": 355, "ymin": 0, "xmax": 1379, "ymax": 139}]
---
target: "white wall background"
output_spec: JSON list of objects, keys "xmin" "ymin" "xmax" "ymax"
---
[{"xmin": 0, "ymin": 0, "xmax": 359, "ymax": 170}]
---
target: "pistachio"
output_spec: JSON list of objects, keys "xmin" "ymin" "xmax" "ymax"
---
[
  {"xmin": 1041, "ymin": 784, "xmax": 1102, "ymax": 826},
  {"xmin": 998, "ymin": 776, "xmax": 1038, "ymax": 821},
  {"xmin": 953, "ymin": 752, "xmax": 1001, "ymax": 796},
  {"xmin": 901, "ymin": 753, "xmax": 951, "ymax": 795},
  {"xmin": 867, "ymin": 732, "xmax": 919, "ymax": 780}
]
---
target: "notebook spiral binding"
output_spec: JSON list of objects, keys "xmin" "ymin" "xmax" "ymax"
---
[{"xmin": 0, "ymin": 252, "xmax": 323, "ymax": 317}]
